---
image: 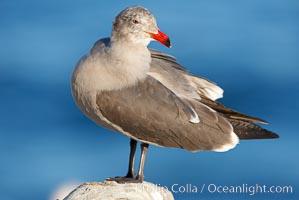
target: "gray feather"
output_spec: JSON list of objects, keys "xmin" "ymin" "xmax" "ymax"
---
[{"xmin": 96, "ymin": 76, "xmax": 237, "ymax": 151}]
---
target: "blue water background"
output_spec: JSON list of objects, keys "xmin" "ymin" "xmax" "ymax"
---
[{"xmin": 0, "ymin": 0, "xmax": 298, "ymax": 199}]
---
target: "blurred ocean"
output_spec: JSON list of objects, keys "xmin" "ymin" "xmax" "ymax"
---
[{"xmin": 0, "ymin": 0, "xmax": 298, "ymax": 199}]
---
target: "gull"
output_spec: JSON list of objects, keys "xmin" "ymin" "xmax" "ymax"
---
[{"xmin": 71, "ymin": 6, "xmax": 279, "ymax": 183}]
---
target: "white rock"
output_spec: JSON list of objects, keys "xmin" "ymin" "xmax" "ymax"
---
[{"xmin": 63, "ymin": 181, "xmax": 174, "ymax": 200}]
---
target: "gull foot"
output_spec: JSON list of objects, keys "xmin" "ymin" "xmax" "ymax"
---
[{"xmin": 106, "ymin": 176, "xmax": 142, "ymax": 184}]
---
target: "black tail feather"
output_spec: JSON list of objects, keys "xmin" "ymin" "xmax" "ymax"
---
[{"xmin": 227, "ymin": 118, "xmax": 279, "ymax": 140}]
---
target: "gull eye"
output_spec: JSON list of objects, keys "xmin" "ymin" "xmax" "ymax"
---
[{"xmin": 132, "ymin": 19, "xmax": 140, "ymax": 24}]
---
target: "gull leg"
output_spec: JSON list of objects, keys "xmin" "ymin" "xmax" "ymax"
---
[
  {"xmin": 106, "ymin": 139, "xmax": 138, "ymax": 183},
  {"xmin": 126, "ymin": 139, "xmax": 137, "ymax": 178},
  {"xmin": 136, "ymin": 143, "xmax": 149, "ymax": 182}
]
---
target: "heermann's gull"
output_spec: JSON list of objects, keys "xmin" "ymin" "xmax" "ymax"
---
[{"xmin": 71, "ymin": 6, "xmax": 279, "ymax": 182}]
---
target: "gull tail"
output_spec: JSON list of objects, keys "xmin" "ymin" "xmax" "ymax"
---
[
  {"xmin": 198, "ymin": 96, "xmax": 279, "ymax": 139},
  {"xmin": 227, "ymin": 118, "xmax": 279, "ymax": 139}
]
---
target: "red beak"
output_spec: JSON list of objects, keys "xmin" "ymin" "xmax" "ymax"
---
[{"xmin": 149, "ymin": 30, "xmax": 171, "ymax": 48}]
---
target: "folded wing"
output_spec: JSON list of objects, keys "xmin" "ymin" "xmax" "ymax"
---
[
  {"xmin": 149, "ymin": 49, "xmax": 279, "ymax": 139},
  {"xmin": 96, "ymin": 76, "xmax": 239, "ymax": 152}
]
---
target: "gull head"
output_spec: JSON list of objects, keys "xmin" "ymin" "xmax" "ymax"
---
[{"xmin": 111, "ymin": 6, "xmax": 171, "ymax": 48}]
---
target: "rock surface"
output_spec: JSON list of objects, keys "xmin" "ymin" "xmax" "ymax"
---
[{"xmin": 63, "ymin": 180, "xmax": 174, "ymax": 200}]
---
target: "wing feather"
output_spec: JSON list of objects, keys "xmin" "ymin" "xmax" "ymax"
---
[
  {"xmin": 96, "ymin": 76, "xmax": 238, "ymax": 152},
  {"xmin": 148, "ymin": 49, "xmax": 278, "ymax": 140}
]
